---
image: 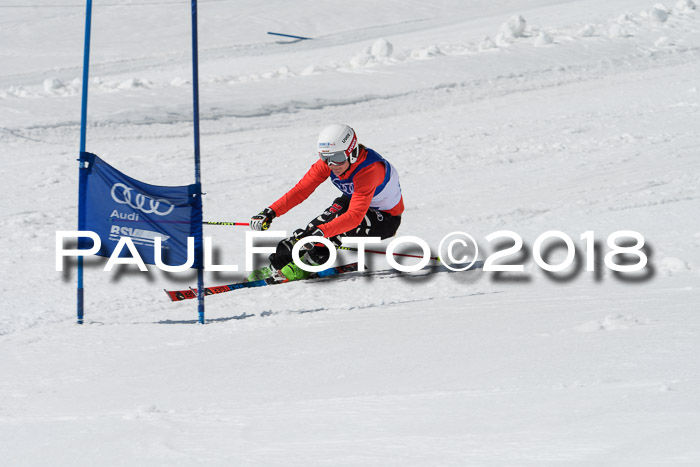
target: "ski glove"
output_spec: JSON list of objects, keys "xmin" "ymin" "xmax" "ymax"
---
[{"xmin": 250, "ymin": 207, "xmax": 275, "ymax": 231}]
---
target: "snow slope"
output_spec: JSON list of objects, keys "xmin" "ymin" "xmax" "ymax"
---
[{"xmin": 1, "ymin": 0, "xmax": 700, "ymax": 464}]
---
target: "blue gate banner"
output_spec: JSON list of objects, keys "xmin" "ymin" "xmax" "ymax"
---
[{"xmin": 78, "ymin": 152, "xmax": 202, "ymax": 267}]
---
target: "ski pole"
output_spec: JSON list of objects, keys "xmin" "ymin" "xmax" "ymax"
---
[
  {"xmin": 204, "ymin": 221, "xmax": 250, "ymax": 227},
  {"xmin": 337, "ymin": 245, "xmax": 441, "ymax": 262},
  {"xmin": 204, "ymin": 221, "xmax": 273, "ymax": 229}
]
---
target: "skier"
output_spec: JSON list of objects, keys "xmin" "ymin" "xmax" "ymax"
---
[{"xmin": 248, "ymin": 124, "xmax": 404, "ymax": 281}]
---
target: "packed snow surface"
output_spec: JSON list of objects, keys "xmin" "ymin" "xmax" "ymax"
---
[{"xmin": 2, "ymin": 0, "xmax": 700, "ymax": 465}]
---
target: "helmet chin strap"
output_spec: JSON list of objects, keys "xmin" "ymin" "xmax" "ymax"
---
[
  {"xmin": 345, "ymin": 146, "xmax": 361, "ymax": 173},
  {"xmin": 348, "ymin": 146, "xmax": 360, "ymax": 164},
  {"xmin": 331, "ymin": 158, "xmax": 350, "ymax": 176}
]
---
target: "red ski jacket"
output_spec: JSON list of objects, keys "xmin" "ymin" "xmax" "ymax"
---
[{"xmin": 270, "ymin": 148, "xmax": 404, "ymax": 238}]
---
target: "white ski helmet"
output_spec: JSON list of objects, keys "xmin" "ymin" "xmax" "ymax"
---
[{"xmin": 317, "ymin": 124, "xmax": 359, "ymax": 165}]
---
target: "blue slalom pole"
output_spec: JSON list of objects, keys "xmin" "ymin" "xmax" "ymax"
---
[
  {"xmin": 191, "ymin": 0, "xmax": 205, "ymax": 324},
  {"xmin": 77, "ymin": 0, "xmax": 93, "ymax": 325}
]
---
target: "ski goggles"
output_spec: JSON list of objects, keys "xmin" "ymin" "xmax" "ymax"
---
[{"xmin": 319, "ymin": 150, "xmax": 348, "ymax": 166}]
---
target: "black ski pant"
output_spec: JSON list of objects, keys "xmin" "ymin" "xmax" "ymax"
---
[{"xmin": 269, "ymin": 195, "xmax": 402, "ymax": 270}]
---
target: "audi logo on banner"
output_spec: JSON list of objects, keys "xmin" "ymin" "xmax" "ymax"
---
[{"xmin": 110, "ymin": 183, "xmax": 175, "ymax": 216}]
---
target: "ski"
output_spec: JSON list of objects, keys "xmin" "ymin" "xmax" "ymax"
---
[
  {"xmin": 164, "ymin": 261, "xmax": 484, "ymax": 302},
  {"xmin": 164, "ymin": 262, "xmax": 361, "ymax": 302},
  {"xmin": 331, "ymin": 260, "xmax": 485, "ymax": 283}
]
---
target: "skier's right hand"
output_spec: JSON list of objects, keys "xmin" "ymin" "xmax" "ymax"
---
[{"xmin": 250, "ymin": 207, "xmax": 275, "ymax": 231}]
